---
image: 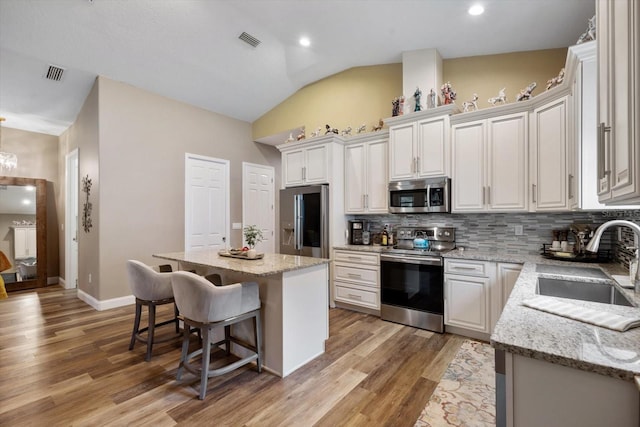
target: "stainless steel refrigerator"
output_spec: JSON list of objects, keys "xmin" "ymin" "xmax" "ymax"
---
[{"xmin": 279, "ymin": 184, "xmax": 329, "ymax": 258}]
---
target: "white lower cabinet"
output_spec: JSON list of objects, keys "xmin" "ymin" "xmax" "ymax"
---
[
  {"xmin": 333, "ymin": 250, "xmax": 380, "ymax": 311},
  {"xmin": 444, "ymin": 258, "xmax": 522, "ymax": 337}
]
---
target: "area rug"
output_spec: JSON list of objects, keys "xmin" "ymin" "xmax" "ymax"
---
[{"xmin": 415, "ymin": 340, "xmax": 495, "ymax": 427}]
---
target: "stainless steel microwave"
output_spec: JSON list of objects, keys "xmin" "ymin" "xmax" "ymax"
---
[{"xmin": 388, "ymin": 177, "xmax": 451, "ymax": 213}]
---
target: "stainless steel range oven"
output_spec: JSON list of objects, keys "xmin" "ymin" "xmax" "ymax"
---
[{"xmin": 380, "ymin": 227, "xmax": 455, "ymax": 332}]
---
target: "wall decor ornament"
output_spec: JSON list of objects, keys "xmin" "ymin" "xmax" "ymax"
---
[
  {"xmin": 325, "ymin": 124, "xmax": 339, "ymax": 135},
  {"xmin": 392, "ymin": 97, "xmax": 400, "ymax": 116},
  {"xmin": 311, "ymin": 127, "xmax": 322, "ymax": 138},
  {"xmin": 341, "ymin": 126, "xmax": 352, "ymax": 136},
  {"xmin": 576, "ymin": 15, "xmax": 596, "ymax": 44},
  {"xmin": 516, "ymin": 82, "xmax": 537, "ymax": 101},
  {"xmin": 427, "ymin": 89, "xmax": 437, "ymax": 109},
  {"xmin": 546, "ymin": 68, "xmax": 565, "ymax": 91},
  {"xmin": 413, "ymin": 87, "xmax": 423, "ymax": 112},
  {"xmin": 356, "ymin": 124, "xmax": 366, "ymax": 134},
  {"xmin": 488, "ymin": 88, "xmax": 507, "ymax": 105},
  {"xmin": 372, "ymin": 119, "xmax": 384, "ymax": 132},
  {"xmin": 462, "ymin": 94, "xmax": 479, "ymax": 112},
  {"xmin": 440, "ymin": 82, "xmax": 456, "ymax": 104},
  {"xmin": 81, "ymin": 174, "xmax": 93, "ymax": 233}
]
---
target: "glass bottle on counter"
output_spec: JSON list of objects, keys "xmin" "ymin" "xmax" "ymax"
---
[
  {"xmin": 381, "ymin": 224, "xmax": 389, "ymax": 246},
  {"xmin": 388, "ymin": 225, "xmax": 394, "ymax": 246}
]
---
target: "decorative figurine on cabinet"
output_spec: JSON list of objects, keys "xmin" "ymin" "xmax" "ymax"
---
[
  {"xmin": 341, "ymin": 126, "xmax": 352, "ymax": 136},
  {"xmin": 392, "ymin": 97, "xmax": 400, "ymax": 116},
  {"xmin": 576, "ymin": 15, "xmax": 596, "ymax": 44},
  {"xmin": 296, "ymin": 128, "xmax": 306, "ymax": 141},
  {"xmin": 488, "ymin": 88, "xmax": 507, "ymax": 105},
  {"xmin": 372, "ymin": 119, "xmax": 383, "ymax": 132},
  {"xmin": 356, "ymin": 124, "xmax": 366, "ymax": 134},
  {"xmin": 325, "ymin": 124, "xmax": 339, "ymax": 135},
  {"xmin": 441, "ymin": 82, "xmax": 456, "ymax": 105},
  {"xmin": 546, "ymin": 68, "xmax": 565, "ymax": 90},
  {"xmin": 284, "ymin": 133, "xmax": 295, "ymax": 143},
  {"xmin": 310, "ymin": 127, "xmax": 322, "ymax": 138},
  {"xmin": 413, "ymin": 87, "xmax": 423, "ymax": 112},
  {"xmin": 516, "ymin": 82, "xmax": 537, "ymax": 101},
  {"xmin": 427, "ymin": 89, "xmax": 437, "ymax": 109},
  {"xmin": 462, "ymin": 94, "xmax": 478, "ymax": 112}
]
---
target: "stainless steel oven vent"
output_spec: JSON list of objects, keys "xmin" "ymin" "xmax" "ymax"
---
[
  {"xmin": 238, "ymin": 31, "xmax": 261, "ymax": 47},
  {"xmin": 44, "ymin": 65, "xmax": 65, "ymax": 82}
]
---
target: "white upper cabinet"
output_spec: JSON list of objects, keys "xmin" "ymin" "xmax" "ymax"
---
[
  {"xmin": 344, "ymin": 133, "xmax": 389, "ymax": 214},
  {"xmin": 14, "ymin": 227, "xmax": 37, "ymax": 260},
  {"xmin": 387, "ymin": 106, "xmax": 458, "ymax": 181},
  {"xmin": 280, "ymin": 141, "xmax": 329, "ymax": 187},
  {"xmin": 597, "ymin": 0, "xmax": 640, "ymax": 204},
  {"xmin": 452, "ymin": 112, "xmax": 528, "ymax": 212},
  {"xmin": 530, "ymin": 96, "xmax": 570, "ymax": 211}
]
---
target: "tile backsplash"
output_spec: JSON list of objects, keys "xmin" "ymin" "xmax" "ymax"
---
[{"xmin": 352, "ymin": 211, "xmax": 640, "ymax": 268}]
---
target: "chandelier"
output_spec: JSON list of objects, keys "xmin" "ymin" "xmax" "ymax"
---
[{"xmin": 0, "ymin": 117, "xmax": 17, "ymax": 172}]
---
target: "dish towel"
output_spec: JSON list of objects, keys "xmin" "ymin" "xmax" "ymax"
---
[{"xmin": 522, "ymin": 296, "xmax": 640, "ymax": 332}]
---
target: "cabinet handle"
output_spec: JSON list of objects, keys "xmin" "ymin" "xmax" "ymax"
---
[
  {"xmin": 453, "ymin": 266, "xmax": 477, "ymax": 270},
  {"xmin": 416, "ymin": 156, "xmax": 420, "ymax": 174},
  {"xmin": 487, "ymin": 186, "xmax": 491, "ymax": 205},
  {"xmin": 568, "ymin": 174, "xmax": 574, "ymax": 199},
  {"xmin": 302, "ymin": 166, "xmax": 306, "ymax": 181},
  {"xmin": 348, "ymin": 293, "xmax": 362, "ymax": 300},
  {"xmin": 532, "ymin": 184, "xmax": 537, "ymax": 203},
  {"xmin": 365, "ymin": 194, "xmax": 369, "ymax": 209},
  {"xmin": 347, "ymin": 256, "xmax": 362, "ymax": 260},
  {"xmin": 482, "ymin": 187, "xmax": 486, "ymax": 205},
  {"xmin": 598, "ymin": 123, "xmax": 611, "ymax": 179},
  {"xmin": 347, "ymin": 273, "xmax": 362, "ymax": 278}
]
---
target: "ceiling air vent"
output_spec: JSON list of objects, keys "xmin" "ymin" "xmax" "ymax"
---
[
  {"xmin": 45, "ymin": 65, "xmax": 65, "ymax": 82},
  {"xmin": 238, "ymin": 32, "xmax": 261, "ymax": 48}
]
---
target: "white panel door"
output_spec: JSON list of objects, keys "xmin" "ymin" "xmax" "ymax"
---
[
  {"xmin": 185, "ymin": 154, "xmax": 229, "ymax": 252},
  {"xmin": 65, "ymin": 149, "xmax": 79, "ymax": 289},
  {"xmin": 242, "ymin": 162, "xmax": 275, "ymax": 253},
  {"xmin": 417, "ymin": 116, "xmax": 448, "ymax": 177},
  {"xmin": 452, "ymin": 120, "xmax": 486, "ymax": 211},
  {"xmin": 389, "ymin": 123, "xmax": 416, "ymax": 181},
  {"xmin": 344, "ymin": 143, "xmax": 366, "ymax": 213},
  {"xmin": 488, "ymin": 113, "xmax": 528, "ymax": 211},
  {"xmin": 366, "ymin": 139, "xmax": 389, "ymax": 213},
  {"xmin": 444, "ymin": 274, "xmax": 490, "ymax": 333},
  {"xmin": 533, "ymin": 97, "xmax": 568, "ymax": 210}
]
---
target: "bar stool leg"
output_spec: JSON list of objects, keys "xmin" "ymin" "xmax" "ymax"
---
[
  {"xmin": 174, "ymin": 303, "xmax": 180, "ymax": 334},
  {"xmin": 146, "ymin": 303, "xmax": 156, "ymax": 362},
  {"xmin": 177, "ymin": 320, "xmax": 191, "ymax": 381},
  {"xmin": 200, "ymin": 326, "xmax": 212, "ymax": 400},
  {"xmin": 129, "ymin": 300, "xmax": 142, "ymax": 351},
  {"xmin": 254, "ymin": 312, "xmax": 263, "ymax": 373}
]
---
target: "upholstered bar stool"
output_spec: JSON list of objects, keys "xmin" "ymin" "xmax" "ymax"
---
[
  {"xmin": 171, "ymin": 271, "xmax": 262, "ymax": 400},
  {"xmin": 126, "ymin": 260, "xmax": 180, "ymax": 361}
]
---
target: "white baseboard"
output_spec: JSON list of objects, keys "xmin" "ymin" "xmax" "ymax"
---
[
  {"xmin": 58, "ymin": 277, "xmax": 66, "ymax": 287},
  {"xmin": 77, "ymin": 289, "xmax": 135, "ymax": 311},
  {"xmin": 48, "ymin": 276, "xmax": 60, "ymax": 286}
]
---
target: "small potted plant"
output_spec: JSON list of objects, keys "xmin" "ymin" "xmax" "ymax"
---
[{"xmin": 243, "ymin": 225, "xmax": 263, "ymax": 258}]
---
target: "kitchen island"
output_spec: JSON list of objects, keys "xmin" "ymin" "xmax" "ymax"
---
[
  {"xmin": 488, "ymin": 258, "xmax": 640, "ymax": 427},
  {"xmin": 153, "ymin": 250, "xmax": 331, "ymax": 378}
]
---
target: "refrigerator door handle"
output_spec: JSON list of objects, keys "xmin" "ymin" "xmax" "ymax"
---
[{"xmin": 294, "ymin": 194, "xmax": 303, "ymax": 251}]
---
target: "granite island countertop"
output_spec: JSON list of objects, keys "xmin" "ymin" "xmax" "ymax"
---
[
  {"xmin": 334, "ymin": 245, "xmax": 640, "ymax": 382},
  {"xmin": 154, "ymin": 250, "xmax": 330, "ymax": 277}
]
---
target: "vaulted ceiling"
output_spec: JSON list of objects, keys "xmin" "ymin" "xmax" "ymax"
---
[{"xmin": 0, "ymin": 0, "xmax": 595, "ymax": 136}]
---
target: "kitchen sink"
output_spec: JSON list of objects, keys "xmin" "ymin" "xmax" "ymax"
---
[
  {"xmin": 536, "ymin": 277, "xmax": 633, "ymax": 307},
  {"xmin": 535, "ymin": 264, "xmax": 609, "ymax": 279}
]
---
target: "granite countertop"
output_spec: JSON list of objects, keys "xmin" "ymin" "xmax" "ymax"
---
[
  {"xmin": 490, "ymin": 259, "xmax": 640, "ymax": 382},
  {"xmin": 334, "ymin": 245, "xmax": 640, "ymax": 382},
  {"xmin": 154, "ymin": 250, "xmax": 330, "ymax": 277}
]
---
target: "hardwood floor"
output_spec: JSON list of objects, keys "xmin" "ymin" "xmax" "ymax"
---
[{"xmin": 0, "ymin": 286, "xmax": 465, "ymax": 426}]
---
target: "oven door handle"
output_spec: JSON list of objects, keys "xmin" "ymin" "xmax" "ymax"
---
[{"xmin": 381, "ymin": 254, "xmax": 442, "ymax": 266}]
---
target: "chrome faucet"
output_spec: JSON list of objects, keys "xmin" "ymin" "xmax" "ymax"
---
[{"xmin": 585, "ymin": 219, "xmax": 640, "ymax": 293}]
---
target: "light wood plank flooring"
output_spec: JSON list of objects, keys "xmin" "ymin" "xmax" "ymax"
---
[{"xmin": 0, "ymin": 286, "xmax": 465, "ymax": 426}]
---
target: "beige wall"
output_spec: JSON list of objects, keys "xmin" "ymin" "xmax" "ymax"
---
[
  {"xmin": 61, "ymin": 79, "xmax": 100, "ymax": 297},
  {"xmin": 444, "ymin": 48, "xmax": 568, "ymax": 110},
  {"xmin": 253, "ymin": 63, "xmax": 403, "ymax": 141},
  {"xmin": 0, "ymin": 126, "xmax": 60, "ymax": 280},
  {"xmin": 96, "ymin": 77, "xmax": 279, "ymax": 300},
  {"xmin": 251, "ymin": 48, "xmax": 567, "ymax": 138}
]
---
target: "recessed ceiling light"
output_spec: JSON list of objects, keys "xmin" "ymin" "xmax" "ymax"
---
[
  {"xmin": 299, "ymin": 37, "xmax": 311, "ymax": 47},
  {"xmin": 468, "ymin": 4, "xmax": 484, "ymax": 15}
]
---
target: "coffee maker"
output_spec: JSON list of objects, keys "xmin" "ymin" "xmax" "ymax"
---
[{"xmin": 349, "ymin": 220, "xmax": 370, "ymax": 245}]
